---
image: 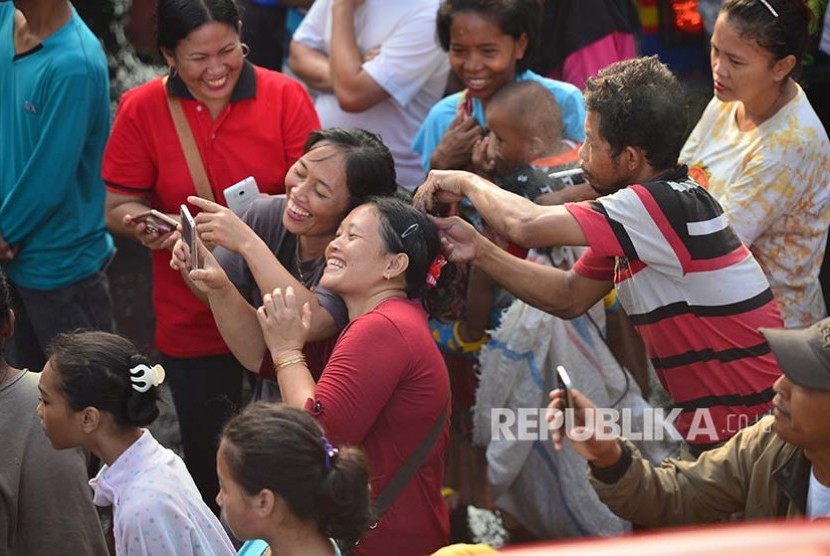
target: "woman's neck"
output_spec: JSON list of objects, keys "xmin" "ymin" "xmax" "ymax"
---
[
  {"xmin": 344, "ymin": 287, "xmax": 407, "ymax": 321},
  {"xmin": 89, "ymin": 427, "xmax": 144, "ymax": 467},
  {"xmin": 737, "ymin": 79, "xmax": 796, "ymax": 130},
  {"xmin": 297, "ymin": 234, "xmax": 332, "ymax": 262},
  {"xmin": 261, "ymin": 520, "xmax": 335, "ymax": 556}
]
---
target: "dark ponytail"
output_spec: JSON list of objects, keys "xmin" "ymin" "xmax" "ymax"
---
[
  {"xmin": 46, "ymin": 331, "xmax": 161, "ymax": 427},
  {"xmin": 221, "ymin": 403, "xmax": 372, "ymax": 546},
  {"xmin": 368, "ymin": 197, "xmax": 459, "ymax": 319}
]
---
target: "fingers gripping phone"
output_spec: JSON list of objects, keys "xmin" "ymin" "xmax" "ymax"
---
[
  {"xmin": 556, "ymin": 365, "xmax": 574, "ymax": 409},
  {"xmin": 223, "ymin": 176, "xmax": 260, "ymax": 215},
  {"xmin": 132, "ymin": 209, "xmax": 178, "ymax": 234},
  {"xmin": 180, "ymin": 204, "xmax": 201, "ymax": 271}
]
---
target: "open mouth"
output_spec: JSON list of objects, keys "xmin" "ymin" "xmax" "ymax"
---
[
  {"xmin": 203, "ymin": 74, "xmax": 229, "ymax": 90},
  {"xmin": 465, "ymin": 77, "xmax": 490, "ymax": 92},
  {"xmin": 287, "ymin": 199, "xmax": 311, "ymax": 221},
  {"xmin": 326, "ymin": 257, "xmax": 345, "ymax": 270}
]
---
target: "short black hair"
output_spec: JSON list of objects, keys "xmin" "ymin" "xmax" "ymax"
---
[
  {"xmin": 304, "ymin": 128, "xmax": 398, "ymax": 212},
  {"xmin": 720, "ymin": 0, "xmax": 812, "ymax": 78},
  {"xmin": 583, "ymin": 56, "xmax": 688, "ymax": 171},
  {"xmin": 47, "ymin": 331, "xmax": 160, "ymax": 428},
  {"xmin": 436, "ymin": 0, "xmax": 543, "ymax": 74},
  {"xmin": 488, "ymin": 80, "xmax": 564, "ymax": 148},
  {"xmin": 156, "ymin": 0, "xmax": 241, "ymax": 53}
]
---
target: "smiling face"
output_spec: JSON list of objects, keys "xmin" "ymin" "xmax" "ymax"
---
[
  {"xmin": 320, "ymin": 205, "xmax": 398, "ymax": 297},
  {"xmin": 282, "ymin": 144, "xmax": 352, "ymax": 241},
  {"xmin": 448, "ymin": 12, "xmax": 528, "ymax": 104},
  {"xmin": 163, "ymin": 21, "xmax": 244, "ymax": 109},
  {"xmin": 772, "ymin": 375, "xmax": 830, "ymax": 452},
  {"xmin": 709, "ymin": 14, "xmax": 788, "ymax": 105},
  {"xmin": 36, "ymin": 360, "xmax": 85, "ymax": 450}
]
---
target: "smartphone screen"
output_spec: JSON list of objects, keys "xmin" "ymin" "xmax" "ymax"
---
[
  {"xmin": 556, "ymin": 365, "xmax": 574, "ymax": 409},
  {"xmin": 179, "ymin": 204, "xmax": 200, "ymax": 271}
]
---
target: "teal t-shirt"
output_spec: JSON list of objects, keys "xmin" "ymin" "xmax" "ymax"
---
[
  {"xmin": 238, "ymin": 538, "xmax": 343, "ymax": 555},
  {"xmin": 0, "ymin": 5, "xmax": 113, "ymax": 289}
]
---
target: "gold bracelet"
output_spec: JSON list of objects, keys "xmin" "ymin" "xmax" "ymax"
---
[{"xmin": 274, "ymin": 353, "xmax": 307, "ymax": 371}]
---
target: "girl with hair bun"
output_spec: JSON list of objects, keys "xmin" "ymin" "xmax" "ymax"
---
[
  {"xmin": 36, "ymin": 331, "xmax": 234, "ymax": 556},
  {"xmin": 218, "ymin": 402, "xmax": 372, "ymax": 555}
]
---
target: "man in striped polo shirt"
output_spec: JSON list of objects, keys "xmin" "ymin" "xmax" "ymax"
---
[{"xmin": 414, "ymin": 56, "xmax": 783, "ymax": 452}]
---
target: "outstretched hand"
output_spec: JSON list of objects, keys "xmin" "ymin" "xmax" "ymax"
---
[
  {"xmin": 547, "ymin": 387, "xmax": 623, "ymax": 468},
  {"xmin": 256, "ymin": 286, "xmax": 312, "ymax": 359},
  {"xmin": 430, "ymin": 215, "xmax": 481, "ymax": 264},
  {"xmin": 189, "ymin": 195, "xmax": 256, "ymax": 254},
  {"xmin": 413, "ymin": 169, "xmax": 480, "ymax": 213}
]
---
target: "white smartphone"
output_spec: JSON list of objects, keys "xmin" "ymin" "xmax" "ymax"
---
[
  {"xmin": 223, "ymin": 176, "xmax": 260, "ymax": 215},
  {"xmin": 179, "ymin": 204, "xmax": 200, "ymax": 271}
]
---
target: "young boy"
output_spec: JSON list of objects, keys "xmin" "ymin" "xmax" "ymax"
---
[{"xmin": 432, "ymin": 81, "xmax": 585, "ymax": 354}]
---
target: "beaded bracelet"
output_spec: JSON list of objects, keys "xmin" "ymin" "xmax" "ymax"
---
[{"xmin": 275, "ymin": 353, "xmax": 307, "ymax": 371}]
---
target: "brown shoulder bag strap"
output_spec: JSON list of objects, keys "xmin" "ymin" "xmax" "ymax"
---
[{"xmin": 165, "ymin": 86, "xmax": 215, "ymax": 203}]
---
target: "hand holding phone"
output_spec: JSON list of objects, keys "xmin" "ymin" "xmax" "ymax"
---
[
  {"xmin": 556, "ymin": 365, "xmax": 574, "ymax": 409},
  {"xmin": 132, "ymin": 209, "xmax": 178, "ymax": 235},
  {"xmin": 180, "ymin": 204, "xmax": 201, "ymax": 271}
]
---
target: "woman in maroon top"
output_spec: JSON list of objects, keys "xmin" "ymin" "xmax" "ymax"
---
[{"xmin": 256, "ymin": 198, "xmax": 453, "ymax": 555}]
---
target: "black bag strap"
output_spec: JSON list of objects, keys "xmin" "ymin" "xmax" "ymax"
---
[{"xmin": 372, "ymin": 403, "xmax": 448, "ymax": 521}]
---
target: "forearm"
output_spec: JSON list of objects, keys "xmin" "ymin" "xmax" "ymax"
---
[
  {"xmin": 208, "ymin": 285, "xmax": 268, "ymax": 371},
  {"xmin": 289, "ymin": 41, "xmax": 333, "ymax": 92},
  {"xmin": 474, "ymin": 239, "xmax": 598, "ymax": 318},
  {"xmin": 241, "ymin": 238, "xmax": 338, "ymax": 341},
  {"xmin": 463, "ymin": 175, "xmax": 557, "ymax": 247},
  {"xmin": 275, "ymin": 357, "xmax": 318, "ymax": 407}
]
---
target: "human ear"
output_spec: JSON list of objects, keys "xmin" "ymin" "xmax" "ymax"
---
[
  {"xmin": 255, "ymin": 489, "xmax": 276, "ymax": 518},
  {"xmin": 80, "ymin": 407, "xmax": 101, "ymax": 433},
  {"xmin": 622, "ymin": 146, "xmax": 646, "ymax": 173},
  {"xmin": 529, "ymin": 136, "xmax": 545, "ymax": 159},
  {"xmin": 385, "ymin": 253, "xmax": 410, "ymax": 280},
  {"xmin": 772, "ymin": 55, "xmax": 796, "ymax": 82},
  {"xmin": 160, "ymin": 47, "xmax": 176, "ymax": 70},
  {"xmin": 514, "ymin": 32, "xmax": 528, "ymax": 61}
]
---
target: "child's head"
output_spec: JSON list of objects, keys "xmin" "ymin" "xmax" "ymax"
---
[
  {"xmin": 217, "ymin": 403, "xmax": 371, "ymax": 546},
  {"xmin": 37, "ymin": 331, "xmax": 161, "ymax": 450},
  {"xmin": 436, "ymin": 0, "xmax": 543, "ymax": 102},
  {"xmin": 485, "ymin": 80, "xmax": 564, "ymax": 175}
]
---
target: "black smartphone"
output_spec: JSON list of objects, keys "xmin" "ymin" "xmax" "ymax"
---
[{"xmin": 556, "ymin": 365, "xmax": 574, "ymax": 409}]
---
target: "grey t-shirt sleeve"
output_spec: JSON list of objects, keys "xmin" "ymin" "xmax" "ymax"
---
[
  {"xmin": 215, "ymin": 195, "xmax": 289, "ymax": 304},
  {"xmin": 314, "ymin": 284, "xmax": 349, "ymax": 331}
]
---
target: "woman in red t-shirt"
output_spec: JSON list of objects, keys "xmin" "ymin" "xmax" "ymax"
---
[
  {"xmin": 102, "ymin": 0, "xmax": 319, "ymax": 513},
  {"xmin": 256, "ymin": 199, "xmax": 453, "ymax": 555}
]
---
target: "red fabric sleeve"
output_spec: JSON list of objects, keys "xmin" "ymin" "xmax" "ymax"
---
[
  {"xmin": 307, "ymin": 311, "xmax": 410, "ymax": 446},
  {"xmin": 565, "ymin": 201, "xmax": 624, "ymax": 258},
  {"xmin": 573, "ymin": 247, "xmax": 615, "ymax": 281},
  {"xmin": 102, "ymin": 83, "xmax": 160, "ymax": 197}
]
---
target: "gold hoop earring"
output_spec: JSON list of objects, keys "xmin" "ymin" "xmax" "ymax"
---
[
  {"xmin": 241, "ymin": 43, "xmax": 250, "ymax": 58},
  {"xmin": 168, "ymin": 65, "xmax": 178, "ymax": 79}
]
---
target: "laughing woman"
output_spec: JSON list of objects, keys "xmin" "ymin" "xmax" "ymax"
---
[
  {"xmin": 102, "ymin": 0, "xmax": 319, "ymax": 511},
  {"xmin": 255, "ymin": 199, "xmax": 452, "ymax": 555}
]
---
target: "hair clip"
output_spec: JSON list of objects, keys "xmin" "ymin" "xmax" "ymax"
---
[
  {"xmin": 401, "ymin": 223, "xmax": 420, "ymax": 239},
  {"xmin": 426, "ymin": 254, "xmax": 448, "ymax": 288},
  {"xmin": 758, "ymin": 0, "xmax": 778, "ymax": 17},
  {"xmin": 321, "ymin": 435, "xmax": 339, "ymax": 470},
  {"xmin": 130, "ymin": 363, "xmax": 166, "ymax": 393}
]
